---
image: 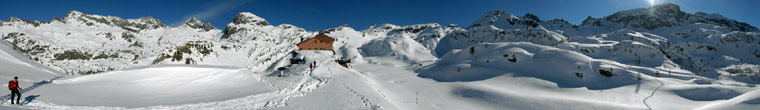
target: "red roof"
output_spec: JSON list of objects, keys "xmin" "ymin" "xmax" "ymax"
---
[{"xmin": 298, "ymin": 33, "xmax": 334, "ymax": 45}]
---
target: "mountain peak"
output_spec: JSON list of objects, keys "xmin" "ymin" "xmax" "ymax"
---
[
  {"xmin": 480, "ymin": 10, "xmax": 517, "ymax": 20},
  {"xmin": 523, "ymin": 13, "xmax": 541, "ymax": 22},
  {"xmin": 135, "ymin": 16, "xmax": 164, "ymax": 27},
  {"xmin": 62, "ymin": 11, "xmax": 85, "ymax": 21},
  {"xmin": 651, "ymin": 3, "xmax": 681, "ymax": 13},
  {"xmin": 59, "ymin": 10, "xmax": 167, "ymax": 32},
  {"xmin": 605, "ymin": 3, "xmax": 686, "ymax": 20},
  {"xmin": 6, "ymin": 17, "xmax": 22, "ymax": 22},
  {"xmin": 470, "ymin": 9, "xmax": 542, "ymax": 29},
  {"xmin": 470, "ymin": 10, "xmax": 514, "ymax": 27},
  {"xmin": 648, "ymin": 3, "xmax": 687, "ymax": 18},
  {"xmin": 184, "ymin": 17, "xmax": 202, "ymax": 25},
  {"xmin": 231, "ymin": 12, "xmax": 269, "ymax": 26},
  {"xmin": 583, "ymin": 3, "xmax": 757, "ymax": 31},
  {"xmin": 183, "ymin": 17, "xmax": 215, "ymax": 31},
  {"xmin": 485, "ymin": 10, "xmax": 511, "ymax": 15},
  {"xmin": 223, "ymin": 12, "xmax": 273, "ymax": 38},
  {"xmin": 65, "ymin": 11, "xmax": 83, "ymax": 17},
  {"xmin": 50, "ymin": 16, "xmax": 61, "ymax": 22}
]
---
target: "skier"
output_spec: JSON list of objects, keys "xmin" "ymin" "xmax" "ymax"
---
[
  {"xmin": 310, "ymin": 63, "xmax": 313, "ymax": 71},
  {"xmin": 313, "ymin": 61, "xmax": 317, "ymax": 66},
  {"xmin": 8, "ymin": 76, "xmax": 21, "ymax": 105}
]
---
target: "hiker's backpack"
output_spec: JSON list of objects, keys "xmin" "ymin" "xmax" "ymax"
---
[
  {"xmin": 8, "ymin": 81, "xmax": 14, "ymax": 90},
  {"xmin": 8, "ymin": 81, "xmax": 18, "ymax": 90}
]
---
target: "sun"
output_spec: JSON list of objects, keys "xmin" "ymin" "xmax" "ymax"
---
[
  {"xmin": 647, "ymin": 0, "xmax": 656, "ymax": 6},
  {"xmin": 647, "ymin": 0, "xmax": 656, "ymax": 15}
]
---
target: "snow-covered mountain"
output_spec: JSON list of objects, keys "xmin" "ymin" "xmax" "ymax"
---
[
  {"xmin": 61, "ymin": 11, "xmax": 167, "ymax": 32},
  {"xmin": 435, "ymin": 10, "xmax": 567, "ymax": 57},
  {"xmin": 0, "ymin": 11, "xmax": 310, "ymax": 75},
  {"xmin": 181, "ymin": 17, "xmax": 216, "ymax": 31},
  {"xmin": 432, "ymin": 3, "xmax": 758, "ymax": 83},
  {"xmin": 577, "ymin": 3, "xmax": 757, "ymax": 32},
  {"xmin": 1, "ymin": 3, "xmax": 759, "ymax": 109},
  {"xmin": 360, "ymin": 23, "xmax": 464, "ymax": 60},
  {"xmin": 564, "ymin": 4, "xmax": 760, "ymax": 81},
  {"xmin": 216, "ymin": 12, "xmax": 311, "ymax": 71}
]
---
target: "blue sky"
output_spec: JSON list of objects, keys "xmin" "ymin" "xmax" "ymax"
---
[{"xmin": 1, "ymin": 0, "xmax": 758, "ymax": 31}]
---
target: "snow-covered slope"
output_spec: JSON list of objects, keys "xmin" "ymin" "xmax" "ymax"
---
[
  {"xmin": 32, "ymin": 65, "xmax": 271, "ymax": 107},
  {"xmin": 420, "ymin": 42, "xmax": 642, "ymax": 89},
  {"xmin": 698, "ymin": 89, "xmax": 760, "ymax": 109},
  {"xmin": 361, "ymin": 23, "xmax": 463, "ymax": 56},
  {"xmin": 456, "ymin": 3, "xmax": 760, "ymax": 83},
  {"xmin": 1, "ymin": 3, "xmax": 759, "ymax": 110},
  {"xmin": 573, "ymin": 4, "xmax": 760, "ymax": 82},
  {"xmin": 0, "ymin": 38, "xmax": 62, "ymax": 81},
  {"xmin": 359, "ymin": 34, "xmax": 436, "ymax": 63}
]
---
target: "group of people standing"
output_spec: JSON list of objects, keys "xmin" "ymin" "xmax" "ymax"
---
[{"xmin": 309, "ymin": 61, "xmax": 317, "ymax": 71}]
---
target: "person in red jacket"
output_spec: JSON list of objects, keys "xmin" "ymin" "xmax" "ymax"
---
[{"xmin": 8, "ymin": 76, "xmax": 21, "ymax": 105}]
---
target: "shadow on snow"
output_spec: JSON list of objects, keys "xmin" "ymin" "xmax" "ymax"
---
[{"xmin": 1, "ymin": 76, "xmax": 61, "ymax": 105}]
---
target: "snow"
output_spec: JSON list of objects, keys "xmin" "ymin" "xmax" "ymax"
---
[
  {"xmin": 470, "ymin": 10, "xmax": 520, "ymax": 29},
  {"xmin": 0, "ymin": 3, "xmax": 759, "ymax": 110},
  {"xmin": 0, "ymin": 40, "xmax": 61, "ymax": 81},
  {"xmin": 359, "ymin": 34, "xmax": 436, "ymax": 63},
  {"xmin": 697, "ymin": 89, "xmax": 760, "ymax": 109},
  {"xmin": 419, "ymin": 42, "xmax": 642, "ymax": 89},
  {"xmin": 38, "ymin": 65, "xmax": 270, "ymax": 107},
  {"xmin": 0, "ymin": 41, "xmax": 759, "ymax": 109},
  {"xmin": 235, "ymin": 12, "xmax": 266, "ymax": 22}
]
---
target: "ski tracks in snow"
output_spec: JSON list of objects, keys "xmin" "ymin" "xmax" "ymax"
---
[
  {"xmin": 341, "ymin": 80, "xmax": 381, "ymax": 110},
  {"xmin": 643, "ymin": 77, "xmax": 664, "ymax": 110},
  {"xmin": 4, "ymin": 55, "xmax": 363, "ymax": 109},
  {"xmin": 260, "ymin": 59, "xmax": 332, "ymax": 108},
  {"xmin": 8, "ymin": 61, "xmax": 332, "ymax": 109}
]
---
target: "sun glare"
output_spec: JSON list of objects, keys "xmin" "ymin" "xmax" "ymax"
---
[{"xmin": 648, "ymin": 0, "xmax": 656, "ymax": 6}]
